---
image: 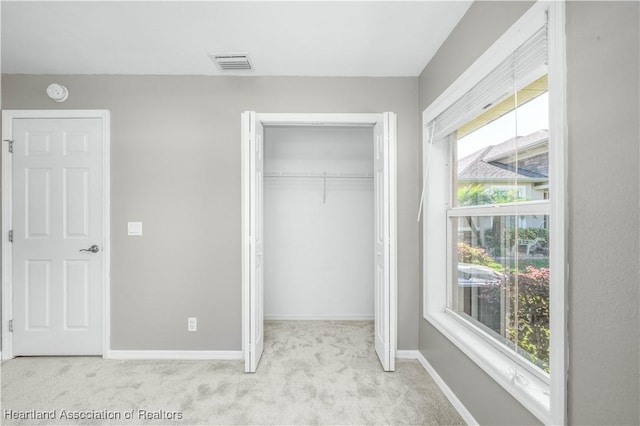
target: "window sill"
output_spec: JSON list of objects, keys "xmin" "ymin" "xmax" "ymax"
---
[{"xmin": 425, "ymin": 309, "xmax": 551, "ymax": 424}]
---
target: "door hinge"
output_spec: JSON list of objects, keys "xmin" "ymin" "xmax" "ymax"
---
[
  {"xmin": 8, "ymin": 320, "xmax": 13, "ymax": 333},
  {"xmin": 3, "ymin": 139, "xmax": 13, "ymax": 153},
  {"xmin": 8, "ymin": 230, "xmax": 13, "ymax": 243}
]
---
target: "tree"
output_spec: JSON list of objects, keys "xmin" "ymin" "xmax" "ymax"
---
[
  {"xmin": 457, "ymin": 184, "xmax": 524, "ymax": 206},
  {"xmin": 457, "ymin": 184, "xmax": 524, "ymax": 249}
]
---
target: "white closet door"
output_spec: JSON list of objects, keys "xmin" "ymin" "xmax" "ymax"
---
[
  {"xmin": 242, "ymin": 111, "xmax": 264, "ymax": 373},
  {"xmin": 374, "ymin": 112, "xmax": 396, "ymax": 372}
]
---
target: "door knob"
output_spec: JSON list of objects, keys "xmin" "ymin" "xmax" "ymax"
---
[{"xmin": 79, "ymin": 244, "xmax": 100, "ymax": 253}]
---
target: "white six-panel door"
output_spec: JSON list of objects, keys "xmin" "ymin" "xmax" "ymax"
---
[
  {"xmin": 242, "ymin": 112, "xmax": 395, "ymax": 373},
  {"xmin": 9, "ymin": 116, "xmax": 105, "ymax": 356}
]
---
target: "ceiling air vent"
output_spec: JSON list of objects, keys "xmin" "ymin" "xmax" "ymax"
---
[{"xmin": 209, "ymin": 53, "xmax": 252, "ymax": 71}]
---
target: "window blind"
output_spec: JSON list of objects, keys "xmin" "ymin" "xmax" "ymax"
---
[
  {"xmin": 427, "ymin": 26, "xmax": 548, "ymax": 143},
  {"xmin": 418, "ymin": 23, "xmax": 547, "ymax": 222}
]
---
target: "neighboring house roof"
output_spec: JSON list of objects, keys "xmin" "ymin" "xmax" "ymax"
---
[
  {"xmin": 483, "ymin": 129, "xmax": 549, "ymax": 162},
  {"xmin": 458, "ymin": 130, "xmax": 549, "ymax": 181}
]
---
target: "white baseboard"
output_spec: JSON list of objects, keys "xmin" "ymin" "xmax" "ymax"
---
[
  {"xmin": 396, "ymin": 349, "xmax": 419, "ymax": 359},
  {"xmin": 264, "ymin": 315, "xmax": 374, "ymax": 321},
  {"xmin": 106, "ymin": 350, "xmax": 243, "ymax": 360},
  {"xmin": 396, "ymin": 350, "xmax": 478, "ymax": 426}
]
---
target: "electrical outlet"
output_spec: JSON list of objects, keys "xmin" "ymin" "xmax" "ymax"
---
[{"xmin": 187, "ymin": 317, "xmax": 197, "ymax": 332}]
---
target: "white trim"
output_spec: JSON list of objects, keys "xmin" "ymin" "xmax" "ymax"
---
[
  {"xmin": 256, "ymin": 113, "xmax": 381, "ymax": 127},
  {"xmin": 2, "ymin": 113, "xmax": 14, "ymax": 360},
  {"xmin": 107, "ymin": 350, "xmax": 243, "ymax": 360},
  {"xmin": 1, "ymin": 110, "xmax": 111, "ymax": 361},
  {"xmin": 426, "ymin": 311, "xmax": 551, "ymax": 420},
  {"xmin": 101, "ymin": 112, "xmax": 111, "ymax": 360},
  {"xmin": 0, "ymin": 110, "xmax": 110, "ymax": 120},
  {"xmin": 421, "ymin": 2, "xmax": 566, "ymax": 425},
  {"xmin": 415, "ymin": 351, "xmax": 479, "ymax": 426},
  {"xmin": 447, "ymin": 200, "xmax": 550, "ymax": 217},
  {"xmin": 264, "ymin": 315, "xmax": 374, "ymax": 321},
  {"xmin": 241, "ymin": 112, "xmax": 397, "ymax": 373},
  {"xmin": 547, "ymin": 2, "xmax": 568, "ymax": 424},
  {"xmin": 395, "ymin": 349, "xmax": 419, "ymax": 359},
  {"xmin": 396, "ymin": 350, "xmax": 478, "ymax": 426}
]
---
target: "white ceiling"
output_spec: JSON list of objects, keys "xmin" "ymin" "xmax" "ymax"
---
[{"xmin": 1, "ymin": 1, "xmax": 471, "ymax": 77}]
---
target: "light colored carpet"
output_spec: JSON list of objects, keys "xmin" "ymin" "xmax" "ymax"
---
[{"xmin": 1, "ymin": 321, "xmax": 464, "ymax": 425}]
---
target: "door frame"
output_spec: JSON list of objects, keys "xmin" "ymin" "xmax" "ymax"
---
[
  {"xmin": 1, "ymin": 110, "xmax": 111, "ymax": 360},
  {"xmin": 241, "ymin": 112, "xmax": 397, "ymax": 371}
]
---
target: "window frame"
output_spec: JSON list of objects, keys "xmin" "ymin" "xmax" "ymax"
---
[{"xmin": 421, "ymin": 2, "xmax": 566, "ymax": 424}]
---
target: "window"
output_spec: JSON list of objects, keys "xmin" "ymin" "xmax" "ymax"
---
[
  {"xmin": 452, "ymin": 79, "xmax": 551, "ymax": 373},
  {"xmin": 421, "ymin": 3, "xmax": 565, "ymax": 424}
]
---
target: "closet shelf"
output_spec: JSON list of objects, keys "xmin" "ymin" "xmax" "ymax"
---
[{"xmin": 264, "ymin": 171, "xmax": 373, "ymax": 179}]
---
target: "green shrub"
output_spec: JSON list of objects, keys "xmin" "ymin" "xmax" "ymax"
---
[
  {"xmin": 507, "ymin": 266, "xmax": 550, "ymax": 371},
  {"xmin": 457, "ymin": 242, "xmax": 503, "ymax": 270},
  {"xmin": 459, "ymin": 242, "xmax": 550, "ymax": 372}
]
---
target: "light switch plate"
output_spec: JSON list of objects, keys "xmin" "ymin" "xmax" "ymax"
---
[
  {"xmin": 188, "ymin": 317, "xmax": 197, "ymax": 332},
  {"xmin": 127, "ymin": 222, "xmax": 143, "ymax": 236}
]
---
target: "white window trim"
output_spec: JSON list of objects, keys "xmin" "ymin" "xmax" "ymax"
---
[{"xmin": 421, "ymin": 2, "xmax": 567, "ymax": 425}]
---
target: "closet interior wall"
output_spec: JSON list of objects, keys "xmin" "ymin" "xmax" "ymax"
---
[{"xmin": 263, "ymin": 126, "xmax": 374, "ymax": 320}]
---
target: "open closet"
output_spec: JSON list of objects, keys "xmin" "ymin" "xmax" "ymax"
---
[
  {"xmin": 241, "ymin": 112, "xmax": 397, "ymax": 373},
  {"xmin": 263, "ymin": 125, "xmax": 374, "ymax": 320}
]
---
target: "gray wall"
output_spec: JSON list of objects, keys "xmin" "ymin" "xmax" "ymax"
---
[
  {"xmin": 565, "ymin": 2, "xmax": 639, "ymax": 424},
  {"xmin": 2, "ymin": 75, "xmax": 419, "ymax": 351},
  {"xmin": 418, "ymin": 1, "xmax": 639, "ymax": 425}
]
